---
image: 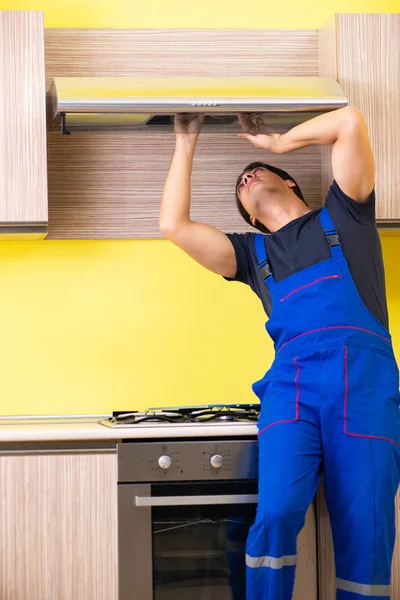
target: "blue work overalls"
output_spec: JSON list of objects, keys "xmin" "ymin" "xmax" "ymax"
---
[{"xmin": 246, "ymin": 207, "xmax": 400, "ymax": 600}]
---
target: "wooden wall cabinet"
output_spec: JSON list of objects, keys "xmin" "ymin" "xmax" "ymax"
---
[
  {"xmin": 44, "ymin": 28, "xmax": 322, "ymax": 239},
  {"xmin": 0, "ymin": 11, "xmax": 48, "ymax": 240},
  {"xmin": 320, "ymin": 14, "xmax": 400, "ymax": 222},
  {"xmin": 45, "ymin": 16, "xmax": 400, "ymax": 239},
  {"xmin": 0, "ymin": 15, "xmax": 398, "ymax": 239}
]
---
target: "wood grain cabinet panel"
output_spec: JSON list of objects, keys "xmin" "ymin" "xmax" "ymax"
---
[
  {"xmin": 320, "ymin": 14, "xmax": 400, "ymax": 222},
  {"xmin": 0, "ymin": 11, "xmax": 48, "ymax": 239},
  {"xmin": 44, "ymin": 28, "xmax": 321, "ymax": 239},
  {"xmin": 0, "ymin": 451, "xmax": 118, "ymax": 600},
  {"xmin": 293, "ymin": 504, "xmax": 318, "ymax": 600}
]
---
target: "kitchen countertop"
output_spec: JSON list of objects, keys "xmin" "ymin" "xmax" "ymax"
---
[{"xmin": 0, "ymin": 416, "xmax": 258, "ymax": 443}]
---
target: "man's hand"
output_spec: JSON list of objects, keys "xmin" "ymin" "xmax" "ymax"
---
[
  {"xmin": 174, "ymin": 113, "xmax": 205, "ymax": 137},
  {"xmin": 237, "ymin": 113, "xmax": 283, "ymax": 153}
]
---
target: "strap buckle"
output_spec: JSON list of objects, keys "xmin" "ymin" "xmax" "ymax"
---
[
  {"xmin": 258, "ymin": 259, "xmax": 272, "ymax": 280},
  {"xmin": 326, "ymin": 231, "xmax": 341, "ymax": 247}
]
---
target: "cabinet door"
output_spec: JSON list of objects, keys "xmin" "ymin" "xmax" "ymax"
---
[
  {"xmin": 0, "ymin": 11, "xmax": 48, "ymax": 239},
  {"xmin": 0, "ymin": 451, "xmax": 117, "ymax": 600},
  {"xmin": 320, "ymin": 14, "xmax": 400, "ymax": 222}
]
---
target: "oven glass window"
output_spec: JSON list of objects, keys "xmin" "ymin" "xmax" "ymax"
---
[{"xmin": 152, "ymin": 481, "xmax": 257, "ymax": 600}]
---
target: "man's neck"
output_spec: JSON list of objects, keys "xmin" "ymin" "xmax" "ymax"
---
[{"xmin": 264, "ymin": 204, "xmax": 313, "ymax": 233}]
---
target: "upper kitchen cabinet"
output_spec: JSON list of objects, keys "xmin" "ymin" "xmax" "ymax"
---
[
  {"xmin": 320, "ymin": 14, "xmax": 400, "ymax": 223},
  {"xmin": 0, "ymin": 11, "xmax": 48, "ymax": 240}
]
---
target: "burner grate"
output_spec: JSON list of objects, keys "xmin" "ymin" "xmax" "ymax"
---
[{"xmin": 107, "ymin": 404, "xmax": 260, "ymax": 426}]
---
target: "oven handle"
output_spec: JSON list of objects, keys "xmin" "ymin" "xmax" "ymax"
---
[{"xmin": 134, "ymin": 494, "xmax": 258, "ymax": 507}]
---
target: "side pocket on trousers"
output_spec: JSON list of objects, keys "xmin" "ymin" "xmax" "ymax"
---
[
  {"xmin": 257, "ymin": 356, "xmax": 301, "ymax": 438},
  {"xmin": 343, "ymin": 344, "xmax": 400, "ymax": 447}
]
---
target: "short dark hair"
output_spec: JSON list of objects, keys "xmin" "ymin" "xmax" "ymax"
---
[{"xmin": 235, "ymin": 162, "xmax": 307, "ymax": 234}]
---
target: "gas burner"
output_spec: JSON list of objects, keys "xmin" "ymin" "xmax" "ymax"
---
[
  {"xmin": 101, "ymin": 404, "xmax": 260, "ymax": 428},
  {"xmin": 107, "ymin": 410, "xmax": 185, "ymax": 425},
  {"xmin": 188, "ymin": 406, "xmax": 259, "ymax": 423}
]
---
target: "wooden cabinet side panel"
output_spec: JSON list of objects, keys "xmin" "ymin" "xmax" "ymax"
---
[
  {"xmin": 319, "ymin": 15, "xmax": 338, "ymax": 80},
  {"xmin": 293, "ymin": 504, "xmax": 318, "ymax": 600},
  {"xmin": 0, "ymin": 11, "xmax": 48, "ymax": 224},
  {"xmin": 336, "ymin": 14, "xmax": 400, "ymax": 220},
  {"xmin": 0, "ymin": 453, "xmax": 118, "ymax": 600},
  {"xmin": 317, "ymin": 481, "xmax": 336, "ymax": 600}
]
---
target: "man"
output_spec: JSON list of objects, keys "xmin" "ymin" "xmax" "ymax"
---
[{"xmin": 160, "ymin": 107, "xmax": 400, "ymax": 600}]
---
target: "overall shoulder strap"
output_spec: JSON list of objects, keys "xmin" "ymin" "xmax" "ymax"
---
[
  {"xmin": 254, "ymin": 234, "xmax": 275, "ymax": 285},
  {"xmin": 319, "ymin": 207, "xmax": 344, "ymax": 259}
]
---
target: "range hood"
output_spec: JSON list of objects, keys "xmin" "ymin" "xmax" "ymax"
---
[{"xmin": 49, "ymin": 76, "xmax": 348, "ymax": 134}]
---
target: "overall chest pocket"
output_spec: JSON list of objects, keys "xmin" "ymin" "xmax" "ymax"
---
[
  {"xmin": 269, "ymin": 260, "xmax": 347, "ymax": 335},
  {"xmin": 279, "ymin": 275, "xmax": 342, "ymax": 303},
  {"xmin": 343, "ymin": 344, "xmax": 400, "ymax": 447}
]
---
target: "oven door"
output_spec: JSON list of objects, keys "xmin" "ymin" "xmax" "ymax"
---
[{"xmin": 118, "ymin": 480, "xmax": 258, "ymax": 600}]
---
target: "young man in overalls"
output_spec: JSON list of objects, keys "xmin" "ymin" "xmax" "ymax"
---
[{"xmin": 160, "ymin": 107, "xmax": 400, "ymax": 600}]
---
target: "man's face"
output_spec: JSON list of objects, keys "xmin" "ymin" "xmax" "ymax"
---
[{"xmin": 236, "ymin": 167, "xmax": 292, "ymax": 219}]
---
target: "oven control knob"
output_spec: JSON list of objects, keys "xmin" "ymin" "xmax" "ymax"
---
[
  {"xmin": 210, "ymin": 454, "xmax": 224, "ymax": 469},
  {"xmin": 158, "ymin": 455, "xmax": 172, "ymax": 470}
]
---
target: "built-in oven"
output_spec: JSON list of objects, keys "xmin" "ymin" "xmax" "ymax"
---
[{"xmin": 118, "ymin": 437, "xmax": 317, "ymax": 600}]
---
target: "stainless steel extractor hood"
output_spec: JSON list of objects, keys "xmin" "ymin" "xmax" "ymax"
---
[{"xmin": 49, "ymin": 76, "xmax": 348, "ymax": 134}]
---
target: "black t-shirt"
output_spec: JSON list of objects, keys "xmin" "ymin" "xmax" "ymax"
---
[{"xmin": 225, "ymin": 181, "xmax": 389, "ymax": 330}]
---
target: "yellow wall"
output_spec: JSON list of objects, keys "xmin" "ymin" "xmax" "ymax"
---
[
  {"xmin": 0, "ymin": 2, "xmax": 399, "ymax": 415},
  {"xmin": 2, "ymin": 0, "xmax": 400, "ymax": 28}
]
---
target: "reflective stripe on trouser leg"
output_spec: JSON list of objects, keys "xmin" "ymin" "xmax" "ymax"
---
[
  {"xmin": 337, "ymin": 578, "xmax": 391, "ymax": 597},
  {"xmin": 246, "ymin": 554, "xmax": 297, "ymax": 569},
  {"xmin": 246, "ymin": 557, "xmax": 296, "ymax": 600}
]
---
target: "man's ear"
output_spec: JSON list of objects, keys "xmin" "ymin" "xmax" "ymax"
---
[
  {"xmin": 250, "ymin": 216, "xmax": 258, "ymax": 227},
  {"xmin": 286, "ymin": 180, "xmax": 296, "ymax": 189}
]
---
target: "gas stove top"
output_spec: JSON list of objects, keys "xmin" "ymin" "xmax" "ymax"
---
[{"xmin": 100, "ymin": 404, "xmax": 260, "ymax": 428}]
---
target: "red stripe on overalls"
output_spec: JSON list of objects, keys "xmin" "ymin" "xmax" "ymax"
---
[
  {"xmin": 280, "ymin": 275, "xmax": 342, "ymax": 302},
  {"xmin": 277, "ymin": 326, "xmax": 391, "ymax": 354}
]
